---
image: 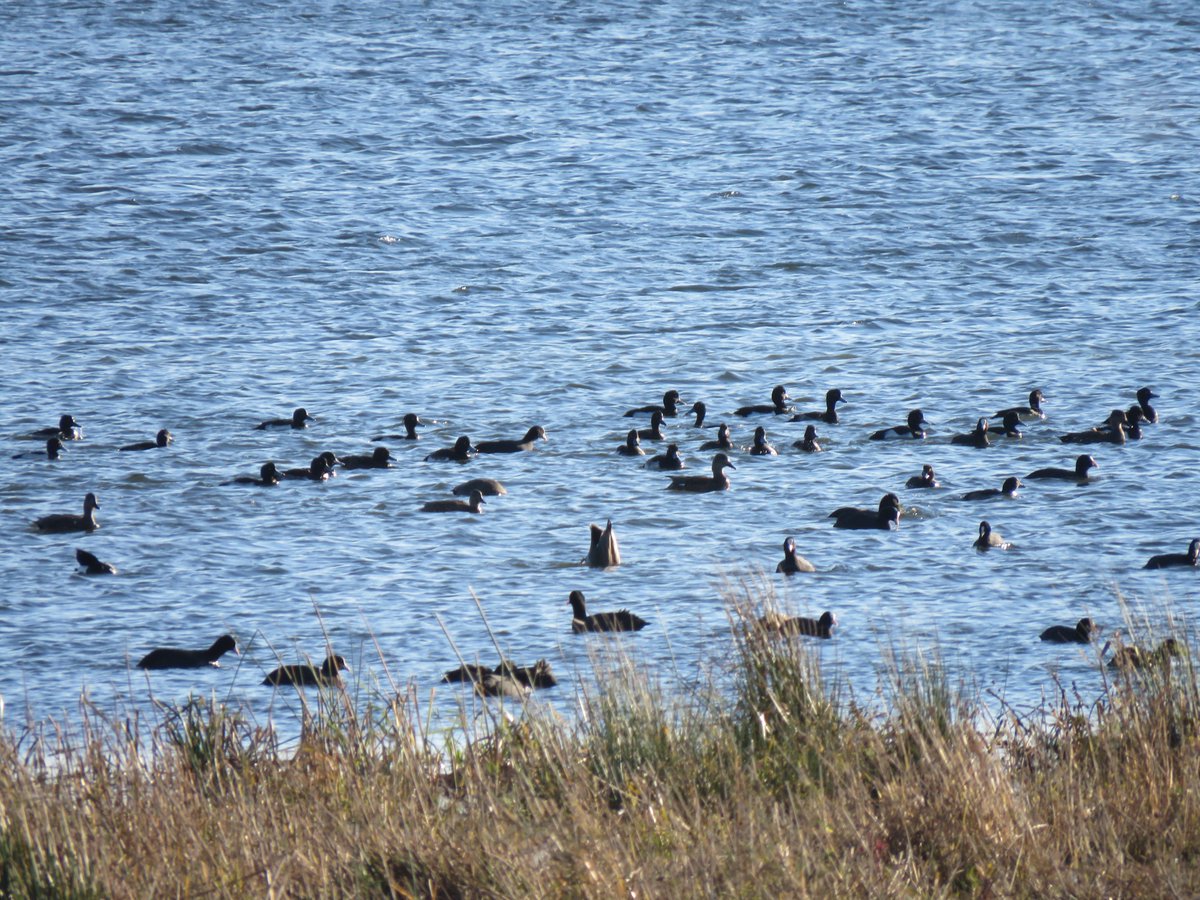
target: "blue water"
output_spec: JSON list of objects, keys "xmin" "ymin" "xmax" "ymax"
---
[{"xmin": 2, "ymin": 0, "xmax": 1199, "ymax": 735}]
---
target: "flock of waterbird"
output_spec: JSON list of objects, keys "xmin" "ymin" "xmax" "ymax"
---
[{"xmin": 18, "ymin": 382, "xmax": 1195, "ymax": 697}]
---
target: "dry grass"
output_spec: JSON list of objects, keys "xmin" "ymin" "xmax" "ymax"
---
[{"xmin": 3, "ymin": 584, "xmax": 1200, "ymax": 898}]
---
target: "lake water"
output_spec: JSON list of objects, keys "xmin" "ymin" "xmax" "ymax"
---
[{"xmin": 2, "ymin": 0, "xmax": 1199, "ymax": 737}]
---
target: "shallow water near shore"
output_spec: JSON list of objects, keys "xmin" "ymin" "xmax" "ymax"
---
[{"xmin": 2, "ymin": 0, "xmax": 1199, "ymax": 737}]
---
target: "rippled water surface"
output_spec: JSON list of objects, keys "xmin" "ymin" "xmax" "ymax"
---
[{"xmin": 3, "ymin": 0, "xmax": 1199, "ymax": 733}]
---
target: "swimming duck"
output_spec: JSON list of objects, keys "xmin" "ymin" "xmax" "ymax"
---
[
  {"xmin": 950, "ymin": 418, "xmax": 991, "ymax": 449},
  {"xmin": 255, "ymin": 407, "xmax": 313, "ymax": 430},
  {"xmin": 224, "ymin": 461, "xmax": 283, "ymax": 486},
  {"xmin": 12, "ymin": 437, "xmax": 65, "ymax": 460},
  {"xmin": 1144, "ymin": 538, "xmax": 1200, "ymax": 570},
  {"xmin": 1124, "ymin": 407, "xmax": 1145, "ymax": 440},
  {"xmin": 636, "ymin": 411, "xmax": 667, "ymax": 442},
  {"xmin": 425, "ymin": 436, "xmax": 477, "ymax": 462},
  {"xmin": 792, "ymin": 424, "xmax": 822, "ymax": 453},
  {"xmin": 474, "ymin": 674, "xmax": 531, "ymax": 699},
  {"xmin": 749, "ymin": 426, "xmax": 778, "ymax": 455},
  {"xmin": 776, "ymin": 536, "xmax": 816, "ymax": 574},
  {"xmin": 371, "ymin": 413, "xmax": 424, "ymax": 442},
  {"xmin": 1027, "ymin": 454, "xmax": 1098, "ymax": 483},
  {"xmin": 1133, "ymin": 386, "xmax": 1158, "ymax": 424},
  {"xmin": 830, "ymin": 493, "xmax": 901, "ymax": 530},
  {"xmin": 441, "ymin": 662, "xmax": 496, "ymax": 684},
  {"xmin": 1040, "ymin": 618, "xmax": 1098, "ymax": 644},
  {"xmin": 119, "ymin": 428, "xmax": 172, "ymax": 452},
  {"xmin": 617, "ymin": 429, "xmax": 646, "ymax": 456},
  {"xmin": 960, "ymin": 476, "xmax": 1022, "ymax": 502},
  {"xmin": 1108, "ymin": 638, "xmax": 1181, "ymax": 670},
  {"xmin": 735, "ymin": 385, "xmax": 790, "ymax": 416},
  {"xmin": 421, "ymin": 490, "xmax": 485, "ymax": 513},
  {"xmin": 690, "ymin": 401, "xmax": 708, "ymax": 427},
  {"xmin": 624, "ymin": 390, "xmax": 683, "ymax": 418},
  {"xmin": 668, "ymin": 453, "xmax": 735, "ymax": 492},
  {"xmin": 75, "ymin": 548, "xmax": 117, "ymax": 575},
  {"xmin": 282, "ymin": 454, "xmax": 336, "ymax": 481},
  {"xmin": 34, "ymin": 493, "xmax": 100, "ymax": 533},
  {"xmin": 699, "ymin": 423, "xmax": 733, "ymax": 451},
  {"xmin": 340, "ymin": 446, "xmax": 393, "ymax": 470},
  {"xmin": 758, "ymin": 610, "xmax": 837, "ymax": 639},
  {"xmin": 568, "ymin": 590, "xmax": 647, "ymax": 633},
  {"xmin": 1062, "ymin": 410, "xmax": 1126, "ymax": 445},
  {"xmin": 791, "ymin": 389, "xmax": 845, "ymax": 424},
  {"xmin": 644, "ymin": 443, "xmax": 684, "ymax": 470},
  {"xmin": 262, "ymin": 654, "xmax": 349, "ymax": 686},
  {"xmin": 584, "ymin": 520, "xmax": 621, "ymax": 567},
  {"xmin": 27, "ymin": 414, "xmax": 81, "ymax": 441},
  {"xmin": 992, "ymin": 389, "xmax": 1046, "ymax": 422},
  {"xmin": 869, "ymin": 409, "xmax": 929, "ymax": 441},
  {"xmin": 496, "ymin": 658, "xmax": 558, "ymax": 689},
  {"xmin": 905, "ymin": 464, "xmax": 939, "ymax": 489},
  {"xmin": 974, "ymin": 520, "xmax": 1011, "ymax": 551},
  {"xmin": 993, "ymin": 411, "xmax": 1024, "ymax": 439},
  {"xmin": 138, "ymin": 635, "xmax": 239, "ymax": 670},
  {"xmin": 475, "ymin": 425, "xmax": 546, "ymax": 454},
  {"xmin": 453, "ymin": 478, "xmax": 506, "ymax": 497}
]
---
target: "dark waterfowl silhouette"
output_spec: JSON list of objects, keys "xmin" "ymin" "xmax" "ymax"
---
[
  {"xmin": 1144, "ymin": 538, "xmax": 1200, "ymax": 570},
  {"xmin": 568, "ymin": 590, "xmax": 647, "ymax": 633},
  {"xmin": 224, "ymin": 462, "xmax": 283, "ymax": 486},
  {"xmin": 870, "ymin": 409, "xmax": 929, "ymax": 441},
  {"xmin": 425, "ymin": 436, "xmax": 477, "ymax": 462},
  {"xmin": 443, "ymin": 659, "xmax": 557, "ymax": 690},
  {"xmin": 421, "ymin": 490, "xmax": 485, "ymax": 513},
  {"xmin": 1124, "ymin": 406, "xmax": 1145, "ymax": 440},
  {"xmin": 830, "ymin": 493, "xmax": 901, "ymax": 530},
  {"xmin": 1108, "ymin": 638, "xmax": 1181, "ymax": 671},
  {"xmin": 441, "ymin": 662, "xmax": 496, "ymax": 684},
  {"xmin": 584, "ymin": 520, "xmax": 621, "ymax": 567},
  {"xmin": 793, "ymin": 424, "xmax": 822, "ymax": 453},
  {"xmin": 992, "ymin": 389, "xmax": 1045, "ymax": 422},
  {"xmin": 699, "ymin": 423, "xmax": 733, "ymax": 452},
  {"xmin": 340, "ymin": 446, "xmax": 393, "ymax": 470},
  {"xmin": 950, "ymin": 418, "xmax": 991, "ymax": 449},
  {"xmin": 690, "ymin": 401, "xmax": 708, "ymax": 427},
  {"xmin": 776, "ymin": 536, "xmax": 816, "ymax": 574},
  {"xmin": 255, "ymin": 407, "xmax": 312, "ymax": 430},
  {"xmin": 13, "ymin": 437, "xmax": 65, "ymax": 460},
  {"xmin": 1062, "ymin": 410, "xmax": 1126, "ymax": 445},
  {"xmin": 993, "ymin": 411, "xmax": 1024, "ymax": 439},
  {"xmin": 974, "ymin": 520, "xmax": 1011, "ymax": 551},
  {"xmin": 34, "ymin": 493, "xmax": 100, "ymax": 533},
  {"xmin": 27, "ymin": 414, "xmax": 81, "ymax": 441},
  {"xmin": 262, "ymin": 654, "xmax": 349, "ymax": 686},
  {"xmin": 668, "ymin": 453, "xmax": 735, "ymax": 493},
  {"xmin": 636, "ymin": 411, "xmax": 667, "ymax": 442},
  {"xmin": 282, "ymin": 454, "xmax": 337, "ymax": 481},
  {"xmin": 371, "ymin": 413, "xmax": 424, "ymax": 442},
  {"xmin": 617, "ymin": 429, "xmax": 646, "ymax": 456},
  {"xmin": 475, "ymin": 425, "xmax": 546, "ymax": 454},
  {"xmin": 791, "ymin": 389, "xmax": 845, "ymax": 424},
  {"xmin": 119, "ymin": 428, "xmax": 172, "ymax": 452},
  {"xmin": 138, "ymin": 634, "xmax": 239, "ymax": 670},
  {"xmin": 625, "ymin": 390, "xmax": 683, "ymax": 418},
  {"xmin": 1040, "ymin": 618, "xmax": 1098, "ymax": 644},
  {"xmin": 905, "ymin": 464, "xmax": 939, "ymax": 489},
  {"xmin": 1027, "ymin": 454, "xmax": 1098, "ymax": 483},
  {"xmin": 644, "ymin": 443, "xmax": 684, "ymax": 470},
  {"xmin": 1133, "ymin": 386, "xmax": 1158, "ymax": 424},
  {"xmin": 75, "ymin": 548, "xmax": 117, "ymax": 575},
  {"xmin": 960, "ymin": 476, "xmax": 1022, "ymax": 502},
  {"xmin": 758, "ymin": 610, "xmax": 837, "ymax": 639},
  {"xmin": 749, "ymin": 426, "xmax": 778, "ymax": 456},
  {"xmin": 735, "ymin": 385, "xmax": 790, "ymax": 416},
  {"xmin": 454, "ymin": 478, "xmax": 506, "ymax": 497},
  {"xmin": 474, "ymin": 673, "xmax": 530, "ymax": 699}
]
